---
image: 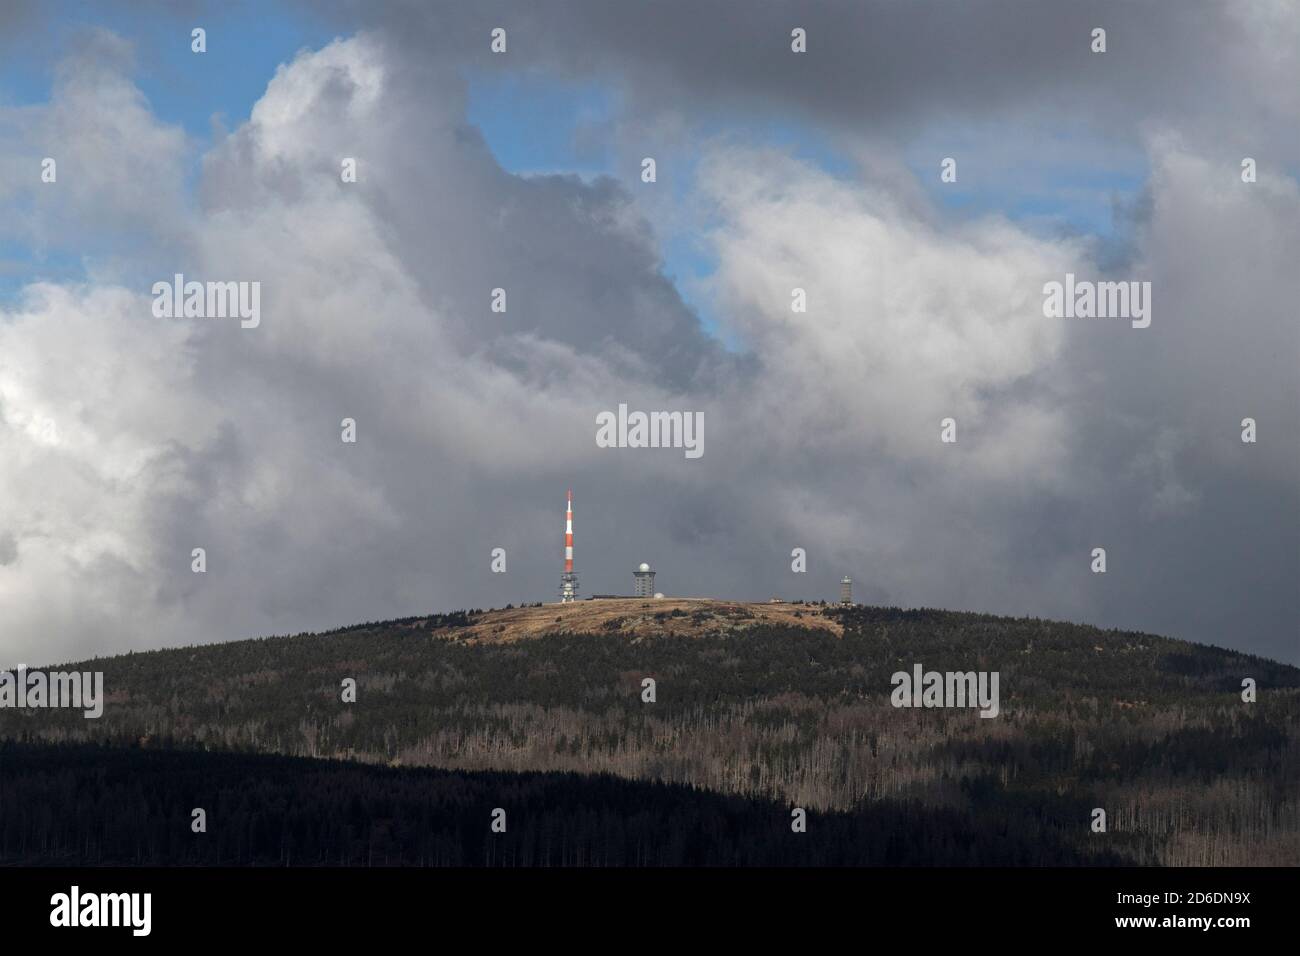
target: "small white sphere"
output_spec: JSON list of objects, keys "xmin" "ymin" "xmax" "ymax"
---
[{"xmin": 638, "ymin": 562, "xmax": 651, "ymax": 572}]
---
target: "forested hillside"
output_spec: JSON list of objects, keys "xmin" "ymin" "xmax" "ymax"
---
[{"xmin": 3, "ymin": 603, "xmax": 1296, "ymax": 865}]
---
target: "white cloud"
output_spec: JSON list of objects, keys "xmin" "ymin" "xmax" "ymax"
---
[{"xmin": 701, "ymin": 147, "xmax": 1074, "ymax": 482}]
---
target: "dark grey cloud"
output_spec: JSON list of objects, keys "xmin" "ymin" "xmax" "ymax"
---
[{"xmin": 333, "ymin": 0, "xmax": 1298, "ymax": 159}]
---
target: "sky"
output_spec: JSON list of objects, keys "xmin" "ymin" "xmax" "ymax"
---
[{"xmin": 0, "ymin": 0, "xmax": 1297, "ymax": 666}]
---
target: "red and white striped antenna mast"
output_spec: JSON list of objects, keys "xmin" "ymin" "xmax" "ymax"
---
[{"xmin": 560, "ymin": 488, "xmax": 579, "ymax": 602}]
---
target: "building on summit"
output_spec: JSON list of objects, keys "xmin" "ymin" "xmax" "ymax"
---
[{"xmin": 634, "ymin": 562, "xmax": 656, "ymax": 597}]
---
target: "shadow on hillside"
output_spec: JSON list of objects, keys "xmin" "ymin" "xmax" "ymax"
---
[{"xmin": 0, "ymin": 742, "xmax": 1133, "ymax": 867}]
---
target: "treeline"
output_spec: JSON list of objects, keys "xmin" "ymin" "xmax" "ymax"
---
[{"xmin": 0, "ymin": 742, "xmax": 1128, "ymax": 866}]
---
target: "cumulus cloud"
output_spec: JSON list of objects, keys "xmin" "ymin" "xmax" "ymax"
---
[
  {"xmin": 0, "ymin": 13, "xmax": 1296, "ymax": 667},
  {"xmin": 699, "ymin": 147, "xmax": 1074, "ymax": 479}
]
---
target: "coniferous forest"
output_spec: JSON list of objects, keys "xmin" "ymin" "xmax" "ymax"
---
[{"xmin": 2, "ymin": 604, "xmax": 1296, "ymax": 866}]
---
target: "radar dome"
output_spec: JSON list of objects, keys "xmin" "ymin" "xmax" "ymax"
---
[{"xmin": 638, "ymin": 562, "xmax": 651, "ymax": 572}]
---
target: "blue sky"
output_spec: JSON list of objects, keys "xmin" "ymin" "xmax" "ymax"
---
[{"xmin": 0, "ymin": 1, "xmax": 341, "ymax": 135}]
